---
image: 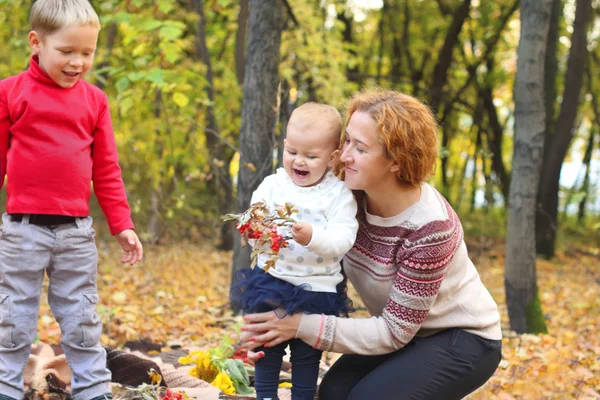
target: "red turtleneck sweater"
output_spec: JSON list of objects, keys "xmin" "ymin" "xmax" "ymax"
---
[{"xmin": 0, "ymin": 55, "xmax": 133, "ymax": 235}]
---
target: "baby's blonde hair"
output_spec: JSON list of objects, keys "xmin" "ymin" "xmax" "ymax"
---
[
  {"xmin": 30, "ymin": 0, "xmax": 101, "ymax": 35},
  {"xmin": 288, "ymin": 102, "xmax": 342, "ymax": 149}
]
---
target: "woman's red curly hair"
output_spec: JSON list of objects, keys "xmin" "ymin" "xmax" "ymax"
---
[{"xmin": 338, "ymin": 89, "xmax": 438, "ymax": 186}]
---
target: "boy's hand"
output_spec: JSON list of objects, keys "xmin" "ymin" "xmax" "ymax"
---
[
  {"xmin": 115, "ymin": 229, "xmax": 143, "ymax": 265},
  {"xmin": 291, "ymin": 222, "xmax": 313, "ymax": 246}
]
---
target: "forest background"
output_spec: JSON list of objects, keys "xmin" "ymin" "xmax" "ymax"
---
[{"xmin": 0, "ymin": 0, "xmax": 599, "ymax": 398}]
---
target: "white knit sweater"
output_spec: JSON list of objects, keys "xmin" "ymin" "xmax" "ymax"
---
[
  {"xmin": 251, "ymin": 168, "xmax": 358, "ymax": 293},
  {"xmin": 296, "ymin": 183, "xmax": 502, "ymax": 354}
]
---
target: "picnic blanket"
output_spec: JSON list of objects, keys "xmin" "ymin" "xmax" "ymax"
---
[{"xmin": 22, "ymin": 343, "xmax": 294, "ymax": 400}]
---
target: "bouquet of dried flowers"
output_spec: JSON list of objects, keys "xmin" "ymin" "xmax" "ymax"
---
[{"xmin": 224, "ymin": 202, "xmax": 297, "ymax": 272}]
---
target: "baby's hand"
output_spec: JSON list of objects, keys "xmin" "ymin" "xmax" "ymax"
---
[
  {"xmin": 115, "ymin": 229, "xmax": 143, "ymax": 265},
  {"xmin": 291, "ymin": 222, "xmax": 313, "ymax": 246}
]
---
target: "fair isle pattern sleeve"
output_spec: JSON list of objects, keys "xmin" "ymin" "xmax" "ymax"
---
[{"xmin": 382, "ymin": 197, "xmax": 463, "ymax": 346}]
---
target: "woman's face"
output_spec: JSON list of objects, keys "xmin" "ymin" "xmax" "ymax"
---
[{"xmin": 340, "ymin": 111, "xmax": 397, "ymax": 192}]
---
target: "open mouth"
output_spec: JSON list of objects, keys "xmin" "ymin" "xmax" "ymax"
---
[
  {"xmin": 294, "ymin": 169, "xmax": 309, "ymax": 177},
  {"xmin": 63, "ymin": 71, "xmax": 80, "ymax": 78}
]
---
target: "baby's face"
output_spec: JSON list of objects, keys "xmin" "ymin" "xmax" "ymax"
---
[
  {"xmin": 283, "ymin": 126, "xmax": 338, "ymax": 187},
  {"xmin": 32, "ymin": 24, "xmax": 99, "ymax": 88}
]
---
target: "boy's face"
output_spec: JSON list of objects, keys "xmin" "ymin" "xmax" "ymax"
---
[
  {"xmin": 29, "ymin": 24, "xmax": 99, "ymax": 89},
  {"xmin": 283, "ymin": 124, "xmax": 339, "ymax": 187}
]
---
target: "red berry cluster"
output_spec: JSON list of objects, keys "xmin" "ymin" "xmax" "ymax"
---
[
  {"xmin": 236, "ymin": 222, "xmax": 261, "ymax": 239},
  {"xmin": 161, "ymin": 388, "xmax": 184, "ymax": 400},
  {"xmin": 226, "ymin": 202, "xmax": 296, "ymax": 272},
  {"xmin": 269, "ymin": 226, "xmax": 287, "ymax": 252}
]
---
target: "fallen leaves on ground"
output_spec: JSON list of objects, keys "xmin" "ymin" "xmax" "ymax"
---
[
  {"xmin": 34, "ymin": 237, "xmax": 599, "ymax": 398},
  {"xmin": 466, "ymin": 238, "xmax": 600, "ymax": 399},
  {"xmin": 38, "ymin": 241, "xmax": 239, "ymax": 349}
]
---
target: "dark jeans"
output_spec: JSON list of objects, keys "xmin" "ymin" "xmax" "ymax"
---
[
  {"xmin": 255, "ymin": 338, "xmax": 322, "ymax": 400},
  {"xmin": 319, "ymin": 328, "xmax": 502, "ymax": 400}
]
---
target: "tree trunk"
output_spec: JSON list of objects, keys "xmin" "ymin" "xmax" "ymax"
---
[
  {"xmin": 235, "ymin": 0, "xmax": 250, "ymax": 85},
  {"xmin": 428, "ymin": 0, "xmax": 472, "ymax": 114},
  {"xmin": 95, "ymin": 22, "xmax": 117, "ymax": 91},
  {"xmin": 428, "ymin": 0, "xmax": 471, "ymax": 195},
  {"xmin": 578, "ymin": 128, "xmax": 596, "ymax": 221},
  {"xmin": 400, "ymin": 0, "xmax": 426, "ymax": 96},
  {"xmin": 505, "ymin": 0, "xmax": 552, "ymax": 334},
  {"xmin": 376, "ymin": 1, "xmax": 387, "ymax": 84},
  {"xmin": 469, "ymin": 127, "xmax": 482, "ymax": 213},
  {"xmin": 543, "ymin": 0, "xmax": 562, "ymax": 137},
  {"xmin": 147, "ymin": 89, "xmax": 164, "ymax": 245},
  {"xmin": 581, "ymin": 66, "xmax": 600, "ymax": 221},
  {"xmin": 337, "ymin": 7, "xmax": 360, "ymax": 86},
  {"xmin": 536, "ymin": 0, "xmax": 592, "ymax": 258},
  {"xmin": 481, "ymin": 84, "xmax": 510, "ymax": 202},
  {"xmin": 389, "ymin": 1, "xmax": 404, "ymax": 88},
  {"xmin": 193, "ymin": 0, "xmax": 235, "ymax": 250},
  {"xmin": 232, "ymin": 0, "xmax": 284, "ymax": 287},
  {"xmin": 277, "ymin": 79, "xmax": 292, "ymax": 169}
]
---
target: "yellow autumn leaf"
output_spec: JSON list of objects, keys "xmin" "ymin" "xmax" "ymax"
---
[
  {"xmin": 173, "ymin": 92, "xmax": 189, "ymax": 107},
  {"xmin": 279, "ymin": 382, "xmax": 292, "ymax": 388},
  {"xmin": 111, "ymin": 291, "xmax": 127, "ymax": 304},
  {"xmin": 211, "ymin": 371, "xmax": 236, "ymax": 395},
  {"xmin": 148, "ymin": 368, "xmax": 162, "ymax": 385},
  {"xmin": 244, "ymin": 162, "xmax": 257, "ymax": 172}
]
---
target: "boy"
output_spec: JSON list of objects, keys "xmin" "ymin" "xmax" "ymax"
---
[{"xmin": 0, "ymin": 1, "xmax": 142, "ymax": 399}]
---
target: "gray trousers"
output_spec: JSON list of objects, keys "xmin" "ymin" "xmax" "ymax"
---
[{"xmin": 0, "ymin": 213, "xmax": 111, "ymax": 400}]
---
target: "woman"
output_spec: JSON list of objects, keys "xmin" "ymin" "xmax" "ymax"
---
[{"xmin": 241, "ymin": 89, "xmax": 502, "ymax": 400}]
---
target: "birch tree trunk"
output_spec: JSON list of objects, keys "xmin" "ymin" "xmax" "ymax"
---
[{"xmin": 505, "ymin": 0, "xmax": 553, "ymax": 334}]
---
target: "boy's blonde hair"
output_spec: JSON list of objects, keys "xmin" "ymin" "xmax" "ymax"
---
[
  {"xmin": 30, "ymin": 0, "xmax": 101, "ymax": 35},
  {"xmin": 288, "ymin": 103, "xmax": 342, "ymax": 149}
]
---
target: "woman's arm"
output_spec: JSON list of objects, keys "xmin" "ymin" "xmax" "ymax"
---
[
  {"xmin": 300, "ymin": 210, "xmax": 464, "ymax": 354},
  {"xmin": 242, "ymin": 209, "xmax": 464, "ymax": 355}
]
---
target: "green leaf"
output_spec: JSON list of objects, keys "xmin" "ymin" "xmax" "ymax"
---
[
  {"xmin": 127, "ymin": 71, "xmax": 147, "ymax": 82},
  {"xmin": 225, "ymin": 359, "xmax": 250, "ymax": 385},
  {"xmin": 158, "ymin": 0, "xmax": 175, "ymax": 13},
  {"xmin": 159, "ymin": 26, "xmax": 183, "ymax": 41},
  {"xmin": 119, "ymin": 96, "xmax": 134, "ymax": 115},
  {"xmin": 173, "ymin": 92, "xmax": 189, "ymax": 108},
  {"xmin": 162, "ymin": 45, "xmax": 182, "ymax": 64},
  {"xmin": 224, "ymin": 359, "xmax": 254, "ymax": 395},
  {"xmin": 139, "ymin": 18, "xmax": 163, "ymax": 32},
  {"xmin": 146, "ymin": 69, "xmax": 166, "ymax": 87},
  {"xmin": 112, "ymin": 12, "xmax": 132, "ymax": 24},
  {"xmin": 115, "ymin": 77, "xmax": 130, "ymax": 93}
]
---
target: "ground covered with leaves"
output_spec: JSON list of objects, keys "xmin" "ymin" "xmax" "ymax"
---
[{"xmin": 34, "ymin": 233, "xmax": 599, "ymax": 399}]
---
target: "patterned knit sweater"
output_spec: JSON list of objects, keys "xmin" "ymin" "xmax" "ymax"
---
[{"xmin": 296, "ymin": 183, "xmax": 502, "ymax": 355}]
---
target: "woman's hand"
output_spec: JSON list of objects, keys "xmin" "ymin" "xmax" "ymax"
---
[{"xmin": 241, "ymin": 310, "xmax": 302, "ymax": 349}]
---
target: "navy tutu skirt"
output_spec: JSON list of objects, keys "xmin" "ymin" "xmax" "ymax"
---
[{"xmin": 231, "ymin": 267, "xmax": 353, "ymax": 317}]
